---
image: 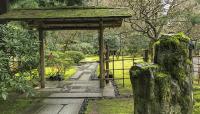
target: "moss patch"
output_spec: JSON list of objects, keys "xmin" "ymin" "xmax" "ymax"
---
[
  {"xmin": 85, "ymin": 98, "xmax": 134, "ymax": 114},
  {"xmin": 0, "ymin": 8, "xmax": 131, "ymax": 20}
]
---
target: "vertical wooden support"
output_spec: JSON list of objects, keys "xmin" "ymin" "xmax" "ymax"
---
[
  {"xmin": 198, "ymin": 52, "xmax": 200, "ymax": 84},
  {"xmin": 112, "ymin": 52, "xmax": 115, "ymax": 81},
  {"xmin": 99, "ymin": 19, "xmax": 105, "ymax": 88},
  {"xmin": 122, "ymin": 51, "xmax": 125, "ymax": 87},
  {"xmin": 144, "ymin": 49, "xmax": 149, "ymax": 62},
  {"xmin": 189, "ymin": 48, "xmax": 193, "ymax": 61},
  {"xmin": 39, "ymin": 29, "xmax": 45, "ymax": 88},
  {"xmin": 0, "ymin": 0, "xmax": 8, "ymax": 14},
  {"xmin": 0, "ymin": 0, "xmax": 8, "ymax": 24},
  {"xmin": 105, "ymin": 43, "xmax": 110, "ymax": 83}
]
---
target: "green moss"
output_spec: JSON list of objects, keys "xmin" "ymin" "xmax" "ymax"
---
[
  {"xmin": 0, "ymin": 8, "xmax": 131, "ymax": 19},
  {"xmin": 85, "ymin": 98, "xmax": 134, "ymax": 114},
  {"xmin": 155, "ymin": 72, "xmax": 169, "ymax": 78},
  {"xmin": 131, "ymin": 64, "xmax": 158, "ymax": 77}
]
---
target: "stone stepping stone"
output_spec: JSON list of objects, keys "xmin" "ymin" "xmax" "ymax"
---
[
  {"xmin": 70, "ymin": 88, "xmax": 87, "ymax": 93},
  {"xmin": 48, "ymin": 93, "xmax": 102, "ymax": 98},
  {"xmin": 79, "ymin": 64, "xmax": 91, "ymax": 70},
  {"xmin": 69, "ymin": 81, "xmax": 100, "ymax": 87},
  {"xmin": 78, "ymin": 73, "xmax": 92, "ymax": 81},
  {"xmin": 70, "ymin": 71, "xmax": 84, "ymax": 80},
  {"xmin": 36, "ymin": 104, "xmax": 63, "ymax": 114},
  {"xmin": 103, "ymin": 82, "xmax": 115, "ymax": 97},
  {"xmin": 43, "ymin": 99, "xmax": 84, "ymax": 105},
  {"xmin": 37, "ymin": 88, "xmax": 62, "ymax": 92},
  {"xmin": 59, "ymin": 104, "xmax": 82, "ymax": 114}
]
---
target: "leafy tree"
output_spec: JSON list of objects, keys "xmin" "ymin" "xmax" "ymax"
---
[{"xmin": 0, "ymin": 24, "xmax": 38, "ymax": 100}]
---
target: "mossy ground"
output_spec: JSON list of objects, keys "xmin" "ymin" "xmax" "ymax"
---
[
  {"xmin": 85, "ymin": 98, "xmax": 134, "ymax": 114},
  {"xmin": 0, "ymin": 98, "xmax": 33, "ymax": 114},
  {"xmin": 0, "ymin": 92, "xmax": 48, "ymax": 114},
  {"xmin": 193, "ymin": 83, "xmax": 200, "ymax": 114}
]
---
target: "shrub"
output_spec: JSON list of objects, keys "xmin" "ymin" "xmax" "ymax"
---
[
  {"xmin": 68, "ymin": 43, "xmax": 96, "ymax": 54},
  {"xmin": 46, "ymin": 51, "xmax": 74, "ymax": 76},
  {"xmin": 65, "ymin": 51, "xmax": 85, "ymax": 64}
]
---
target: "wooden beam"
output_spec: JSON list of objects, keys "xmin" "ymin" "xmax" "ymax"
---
[
  {"xmin": 39, "ymin": 29, "xmax": 45, "ymax": 88},
  {"xmin": 28, "ymin": 20, "xmax": 122, "ymax": 30},
  {"xmin": 0, "ymin": 16, "xmax": 128, "ymax": 22},
  {"xmin": 99, "ymin": 19, "xmax": 105, "ymax": 88}
]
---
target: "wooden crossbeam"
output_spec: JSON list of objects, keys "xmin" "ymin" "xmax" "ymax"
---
[{"xmin": 27, "ymin": 19, "xmax": 122, "ymax": 30}]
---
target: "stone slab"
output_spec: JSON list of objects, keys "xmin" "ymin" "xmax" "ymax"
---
[
  {"xmin": 59, "ymin": 104, "xmax": 82, "ymax": 114},
  {"xmin": 78, "ymin": 73, "xmax": 91, "ymax": 81},
  {"xmin": 69, "ymin": 82, "xmax": 100, "ymax": 87},
  {"xmin": 103, "ymin": 82, "xmax": 115, "ymax": 97},
  {"xmin": 38, "ymin": 88, "xmax": 62, "ymax": 92},
  {"xmin": 70, "ymin": 71, "xmax": 83, "ymax": 80},
  {"xmin": 43, "ymin": 99, "xmax": 84, "ymax": 105},
  {"xmin": 36, "ymin": 104, "xmax": 63, "ymax": 114},
  {"xmin": 48, "ymin": 93, "xmax": 102, "ymax": 98},
  {"xmin": 70, "ymin": 88, "xmax": 87, "ymax": 93}
]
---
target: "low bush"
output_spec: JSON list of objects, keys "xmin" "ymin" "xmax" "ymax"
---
[{"xmin": 65, "ymin": 51, "xmax": 85, "ymax": 64}]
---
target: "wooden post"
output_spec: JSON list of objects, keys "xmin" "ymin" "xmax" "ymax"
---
[
  {"xmin": 39, "ymin": 29, "xmax": 45, "ymax": 88},
  {"xmin": 0, "ymin": 0, "xmax": 8, "ymax": 14},
  {"xmin": 99, "ymin": 19, "xmax": 105, "ymax": 88},
  {"xmin": 144, "ymin": 49, "xmax": 149, "ymax": 62},
  {"xmin": 0, "ymin": 0, "xmax": 8, "ymax": 24},
  {"xmin": 112, "ymin": 51, "xmax": 115, "ymax": 81},
  {"xmin": 105, "ymin": 42, "xmax": 110, "ymax": 83}
]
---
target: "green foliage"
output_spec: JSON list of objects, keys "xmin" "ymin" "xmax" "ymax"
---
[
  {"xmin": 0, "ymin": 23, "xmax": 38, "ymax": 100},
  {"xmin": 104, "ymin": 35, "xmax": 120, "ymax": 51},
  {"xmin": 10, "ymin": 0, "xmax": 83, "ymax": 8},
  {"xmin": 68, "ymin": 43, "xmax": 95, "ymax": 55},
  {"xmin": 46, "ymin": 51, "xmax": 74, "ymax": 76},
  {"xmin": 65, "ymin": 51, "xmax": 85, "ymax": 64},
  {"xmin": 125, "ymin": 34, "xmax": 150, "ymax": 55},
  {"xmin": 66, "ymin": 0, "xmax": 83, "ymax": 6},
  {"xmin": 11, "ymin": 0, "xmax": 39, "ymax": 8}
]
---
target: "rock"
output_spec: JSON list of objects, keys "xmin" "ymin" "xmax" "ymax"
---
[{"xmin": 130, "ymin": 33, "xmax": 193, "ymax": 114}]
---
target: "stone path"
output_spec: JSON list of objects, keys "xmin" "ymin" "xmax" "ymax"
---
[{"xmin": 34, "ymin": 62, "xmax": 115, "ymax": 114}]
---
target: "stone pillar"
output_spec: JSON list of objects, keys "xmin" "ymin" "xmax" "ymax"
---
[{"xmin": 130, "ymin": 33, "xmax": 193, "ymax": 114}]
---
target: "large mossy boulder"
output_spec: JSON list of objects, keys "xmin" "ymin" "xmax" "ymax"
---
[{"xmin": 130, "ymin": 33, "xmax": 193, "ymax": 114}]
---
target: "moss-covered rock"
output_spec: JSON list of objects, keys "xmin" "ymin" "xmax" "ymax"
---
[{"xmin": 130, "ymin": 33, "xmax": 193, "ymax": 114}]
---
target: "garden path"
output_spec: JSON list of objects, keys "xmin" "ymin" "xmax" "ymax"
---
[{"xmin": 34, "ymin": 62, "xmax": 115, "ymax": 114}]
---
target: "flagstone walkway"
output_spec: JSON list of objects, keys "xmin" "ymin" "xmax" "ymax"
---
[{"xmin": 34, "ymin": 62, "xmax": 115, "ymax": 114}]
